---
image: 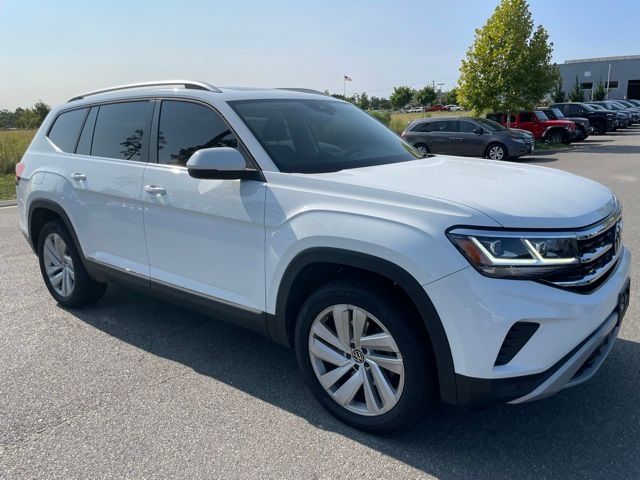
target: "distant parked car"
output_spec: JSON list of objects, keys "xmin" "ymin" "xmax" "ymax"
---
[
  {"xmin": 406, "ymin": 106, "xmax": 424, "ymax": 113},
  {"xmin": 446, "ymin": 105, "xmax": 464, "ymax": 111},
  {"xmin": 586, "ymin": 103, "xmax": 625, "ymax": 129},
  {"xmin": 486, "ymin": 110, "xmax": 576, "ymax": 144},
  {"xmin": 549, "ymin": 102, "xmax": 613, "ymax": 135},
  {"xmin": 426, "ymin": 105, "xmax": 449, "ymax": 112},
  {"xmin": 537, "ymin": 107, "xmax": 590, "ymax": 140},
  {"xmin": 607, "ymin": 100, "xmax": 640, "ymax": 123},
  {"xmin": 401, "ymin": 116, "xmax": 534, "ymax": 160},
  {"xmin": 590, "ymin": 101, "xmax": 635, "ymax": 126}
]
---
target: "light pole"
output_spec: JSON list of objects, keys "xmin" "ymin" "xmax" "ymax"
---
[
  {"xmin": 437, "ymin": 83, "xmax": 445, "ymax": 105},
  {"xmin": 606, "ymin": 64, "xmax": 612, "ymax": 100}
]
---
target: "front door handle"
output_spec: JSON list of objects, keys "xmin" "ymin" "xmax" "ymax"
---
[
  {"xmin": 144, "ymin": 185, "xmax": 167, "ymax": 195},
  {"xmin": 70, "ymin": 172, "xmax": 86, "ymax": 181}
]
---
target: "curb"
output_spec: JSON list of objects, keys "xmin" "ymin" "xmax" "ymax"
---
[{"xmin": 0, "ymin": 199, "xmax": 17, "ymax": 208}]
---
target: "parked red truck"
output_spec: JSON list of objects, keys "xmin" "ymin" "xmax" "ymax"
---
[{"xmin": 486, "ymin": 110, "xmax": 577, "ymax": 144}]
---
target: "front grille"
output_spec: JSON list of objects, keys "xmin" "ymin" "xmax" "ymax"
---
[
  {"xmin": 524, "ymin": 137, "xmax": 534, "ymax": 146},
  {"xmin": 542, "ymin": 212, "xmax": 622, "ymax": 293}
]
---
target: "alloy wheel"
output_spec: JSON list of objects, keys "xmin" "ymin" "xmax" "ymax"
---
[
  {"xmin": 308, "ymin": 304, "xmax": 405, "ymax": 416},
  {"xmin": 43, "ymin": 233, "xmax": 75, "ymax": 297},
  {"xmin": 488, "ymin": 145, "xmax": 505, "ymax": 160}
]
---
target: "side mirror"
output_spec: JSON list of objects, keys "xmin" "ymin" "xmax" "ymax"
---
[
  {"xmin": 186, "ymin": 147, "xmax": 262, "ymax": 181},
  {"xmin": 473, "ymin": 127, "xmax": 484, "ymax": 135}
]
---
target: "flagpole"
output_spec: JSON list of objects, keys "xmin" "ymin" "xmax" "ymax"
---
[{"xmin": 343, "ymin": 76, "xmax": 346, "ymax": 99}]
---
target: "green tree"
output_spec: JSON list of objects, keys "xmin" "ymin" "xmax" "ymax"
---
[
  {"xmin": 442, "ymin": 88, "xmax": 458, "ymax": 105},
  {"xmin": 549, "ymin": 77, "xmax": 566, "ymax": 103},
  {"xmin": 369, "ymin": 96, "xmax": 381, "ymax": 110},
  {"xmin": 413, "ymin": 86, "xmax": 437, "ymax": 106},
  {"xmin": 16, "ymin": 109, "xmax": 40, "ymax": 129},
  {"xmin": 568, "ymin": 76, "xmax": 584, "ymax": 102},
  {"xmin": 33, "ymin": 100, "xmax": 51, "ymax": 123},
  {"xmin": 458, "ymin": 0, "xmax": 557, "ymax": 116},
  {"xmin": 592, "ymin": 79, "xmax": 606, "ymax": 101},
  {"xmin": 390, "ymin": 86, "xmax": 414, "ymax": 110},
  {"xmin": 357, "ymin": 92, "xmax": 371, "ymax": 110},
  {"xmin": 379, "ymin": 97, "xmax": 391, "ymax": 110}
]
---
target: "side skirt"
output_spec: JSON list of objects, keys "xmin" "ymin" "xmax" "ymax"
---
[{"xmin": 84, "ymin": 259, "xmax": 269, "ymax": 337}]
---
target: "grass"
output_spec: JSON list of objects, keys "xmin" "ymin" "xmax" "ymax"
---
[
  {"xmin": 0, "ymin": 129, "xmax": 36, "ymax": 200},
  {"xmin": 0, "ymin": 173, "xmax": 16, "ymax": 200}
]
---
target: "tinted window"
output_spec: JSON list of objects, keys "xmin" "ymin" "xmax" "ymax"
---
[
  {"xmin": 91, "ymin": 102, "xmax": 151, "ymax": 161},
  {"xmin": 458, "ymin": 121, "xmax": 478, "ymax": 133},
  {"xmin": 520, "ymin": 112, "xmax": 534, "ymax": 122},
  {"xmin": 230, "ymin": 99, "xmax": 420, "ymax": 173},
  {"xmin": 158, "ymin": 101, "xmax": 239, "ymax": 166},
  {"xmin": 48, "ymin": 108, "xmax": 87, "ymax": 153},
  {"xmin": 564, "ymin": 104, "xmax": 580, "ymax": 115},
  {"xmin": 432, "ymin": 120, "xmax": 456, "ymax": 132},
  {"xmin": 76, "ymin": 107, "xmax": 98, "ymax": 155},
  {"xmin": 533, "ymin": 111, "xmax": 548, "ymax": 121},
  {"xmin": 476, "ymin": 118, "xmax": 506, "ymax": 131},
  {"xmin": 410, "ymin": 122, "xmax": 433, "ymax": 133},
  {"xmin": 486, "ymin": 113, "xmax": 503, "ymax": 123}
]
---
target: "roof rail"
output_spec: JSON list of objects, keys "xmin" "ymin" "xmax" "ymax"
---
[
  {"xmin": 67, "ymin": 80, "xmax": 221, "ymax": 102},
  {"xmin": 277, "ymin": 88, "xmax": 328, "ymax": 95}
]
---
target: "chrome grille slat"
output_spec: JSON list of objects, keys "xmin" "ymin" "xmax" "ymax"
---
[
  {"xmin": 550, "ymin": 250, "xmax": 621, "ymax": 287},
  {"xmin": 579, "ymin": 243, "xmax": 612, "ymax": 264}
]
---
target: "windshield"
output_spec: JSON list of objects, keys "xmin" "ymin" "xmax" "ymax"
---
[
  {"xmin": 582, "ymin": 103, "xmax": 596, "ymax": 111},
  {"xmin": 475, "ymin": 118, "xmax": 506, "ymax": 131},
  {"xmin": 534, "ymin": 110, "xmax": 548, "ymax": 121},
  {"xmin": 589, "ymin": 104, "xmax": 604, "ymax": 110},
  {"xmin": 229, "ymin": 99, "xmax": 421, "ymax": 173}
]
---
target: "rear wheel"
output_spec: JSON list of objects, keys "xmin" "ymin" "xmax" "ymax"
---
[
  {"xmin": 294, "ymin": 279, "xmax": 436, "ymax": 434},
  {"xmin": 414, "ymin": 143, "xmax": 430, "ymax": 155},
  {"xmin": 486, "ymin": 143, "xmax": 507, "ymax": 160},
  {"xmin": 37, "ymin": 221, "xmax": 107, "ymax": 307}
]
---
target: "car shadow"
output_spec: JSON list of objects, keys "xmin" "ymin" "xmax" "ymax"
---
[
  {"xmin": 64, "ymin": 285, "xmax": 640, "ymax": 480},
  {"xmin": 510, "ymin": 156, "xmax": 558, "ymax": 164}
]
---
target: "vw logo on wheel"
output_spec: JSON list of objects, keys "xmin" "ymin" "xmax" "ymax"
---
[{"xmin": 351, "ymin": 349, "xmax": 365, "ymax": 363}]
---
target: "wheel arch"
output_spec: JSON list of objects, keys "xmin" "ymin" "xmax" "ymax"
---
[
  {"xmin": 272, "ymin": 247, "xmax": 458, "ymax": 405},
  {"xmin": 485, "ymin": 141, "xmax": 508, "ymax": 159},
  {"xmin": 28, "ymin": 199, "xmax": 85, "ymax": 260}
]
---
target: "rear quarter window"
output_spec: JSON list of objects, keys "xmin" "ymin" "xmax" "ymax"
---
[
  {"xmin": 47, "ymin": 108, "xmax": 88, "ymax": 153},
  {"xmin": 91, "ymin": 101, "xmax": 152, "ymax": 161}
]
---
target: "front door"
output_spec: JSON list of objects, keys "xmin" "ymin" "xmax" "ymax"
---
[
  {"xmin": 455, "ymin": 120, "xmax": 487, "ymax": 157},
  {"xmin": 142, "ymin": 99, "xmax": 266, "ymax": 313}
]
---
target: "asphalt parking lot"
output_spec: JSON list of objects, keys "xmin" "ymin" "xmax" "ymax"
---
[{"xmin": 1, "ymin": 129, "xmax": 639, "ymax": 480}]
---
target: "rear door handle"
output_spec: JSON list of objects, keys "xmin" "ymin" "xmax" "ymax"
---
[
  {"xmin": 70, "ymin": 173, "xmax": 86, "ymax": 181},
  {"xmin": 144, "ymin": 185, "xmax": 167, "ymax": 195}
]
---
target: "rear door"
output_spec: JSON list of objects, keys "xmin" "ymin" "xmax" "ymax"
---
[
  {"xmin": 60, "ymin": 100, "xmax": 152, "ymax": 275},
  {"xmin": 428, "ymin": 120, "xmax": 458, "ymax": 154},
  {"xmin": 141, "ymin": 99, "xmax": 266, "ymax": 313}
]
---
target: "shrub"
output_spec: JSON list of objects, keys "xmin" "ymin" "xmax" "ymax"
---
[{"xmin": 368, "ymin": 110, "xmax": 391, "ymax": 126}]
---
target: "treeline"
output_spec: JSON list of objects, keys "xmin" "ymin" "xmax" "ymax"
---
[
  {"xmin": 327, "ymin": 87, "xmax": 458, "ymax": 111},
  {"xmin": 0, "ymin": 101, "xmax": 51, "ymax": 129}
]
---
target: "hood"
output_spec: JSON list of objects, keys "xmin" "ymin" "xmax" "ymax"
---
[
  {"xmin": 543, "ymin": 119, "xmax": 574, "ymax": 128},
  {"xmin": 315, "ymin": 156, "xmax": 615, "ymax": 229},
  {"xmin": 506, "ymin": 127, "xmax": 533, "ymax": 138}
]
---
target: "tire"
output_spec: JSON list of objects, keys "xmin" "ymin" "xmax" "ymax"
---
[
  {"xmin": 37, "ymin": 220, "xmax": 107, "ymax": 308},
  {"xmin": 545, "ymin": 130, "xmax": 564, "ymax": 145},
  {"xmin": 592, "ymin": 122, "xmax": 606, "ymax": 135},
  {"xmin": 485, "ymin": 143, "xmax": 507, "ymax": 160},
  {"xmin": 294, "ymin": 278, "xmax": 437, "ymax": 434},
  {"xmin": 414, "ymin": 143, "xmax": 430, "ymax": 156}
]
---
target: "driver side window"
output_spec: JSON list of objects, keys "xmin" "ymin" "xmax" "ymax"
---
[{"xmin": 158, "ymin": 100, "xmax": 239, "ymax": 166}]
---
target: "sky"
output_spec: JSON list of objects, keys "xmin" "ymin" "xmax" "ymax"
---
[{"xmin": 1, "ymin": 0, "xmax": 639, "ymax": 110}]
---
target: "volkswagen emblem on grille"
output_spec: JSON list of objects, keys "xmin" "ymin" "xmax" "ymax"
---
[
  {"xmin": 614, "ymin": 220, "xmax": 623, "ymax": 253},
  {"xmin": 351, "ymin": 349, "xmax": 365, "ymax": 363}
]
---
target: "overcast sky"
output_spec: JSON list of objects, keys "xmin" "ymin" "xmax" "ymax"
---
[{"xmin": 1, "ymin": 0, "xmax": 638, "ymax": 109}]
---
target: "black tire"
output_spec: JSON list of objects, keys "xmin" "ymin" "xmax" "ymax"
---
[
  {"xmin": 37, "ymin": 220, "xmax": 107, "ymax": 308},
  {"xmin": 294, "ymin": 278, "xmax": 437, "ymax": 434},
  {"xmin": 414, "ymin": 143, "xmax": 430, "ymax": 155},
  {"xmin": 577, "ymin": 126, "xmax": 588, "ymax": 141},
  {"xmin": 592, "ymin": 121, "xmax": 606, "ymax": 135},
  {"xmin": 485, "ymin": 142, "xmax": 508, "ymax": 160},
  {"xmin": 545, "ymin": 130, "xmax": 564, "ymax": 145}
]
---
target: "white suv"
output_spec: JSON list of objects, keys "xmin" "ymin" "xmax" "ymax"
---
[{"xmin": 16, "ymin": 81, "xmax": 631, "ymax": 433}]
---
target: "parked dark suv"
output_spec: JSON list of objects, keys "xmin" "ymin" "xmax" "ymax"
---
[
  {"xmin": 401, "ymin": 117, "xmax": 534, "ymax": 160},
  {"xmin": 550, "ymin": 102, "xmax": 614, "ymax": 134}
]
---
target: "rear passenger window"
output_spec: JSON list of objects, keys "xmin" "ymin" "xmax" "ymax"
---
[
  {"xmin": 91, "ymin": 101, "xmax": 151, "ymax": 161},
  {"xmin": 157, "ymin": 100, "xmax": 239, "ymax": 166},
  {"xmin": 458, "ymin": 121, "xmax": 478, "ymax": 133},
  {"xmin": 411, "ymin": 122, "xmax": 433, "ymax": 133},
  {"xmin": 47, "ymin": 108, "xmax": 87, "ymax": 153}
]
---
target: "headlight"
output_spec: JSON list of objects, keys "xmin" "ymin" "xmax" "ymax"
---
[{"xmin": 446, "ymin": 228, "xmax": 579, "ymax": 278}]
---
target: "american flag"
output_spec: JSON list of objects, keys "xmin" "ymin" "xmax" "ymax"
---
[{"xmin": 344, "ymin": 75, "xmax": 352, "ymax": 82}]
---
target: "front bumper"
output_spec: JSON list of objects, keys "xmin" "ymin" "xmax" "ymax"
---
[{"xmin": 424, "ymin": 246, "xmax": 631, "ymax": 408}]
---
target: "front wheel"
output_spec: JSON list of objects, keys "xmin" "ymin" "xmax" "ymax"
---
[
  {"xmin": 414, "ymin": 143, "xmax": 430, "ymax": 156},
  {"xmin": 294, "ymin": 279, "xmax": 436, "ymax": 434},
  {"xmin": 486, "ymin": 143, "xmax": 507, "ymax": 160},
  {"xmin": 545, "ymin": 130, "xmax": 564, "ymax": 144}
]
